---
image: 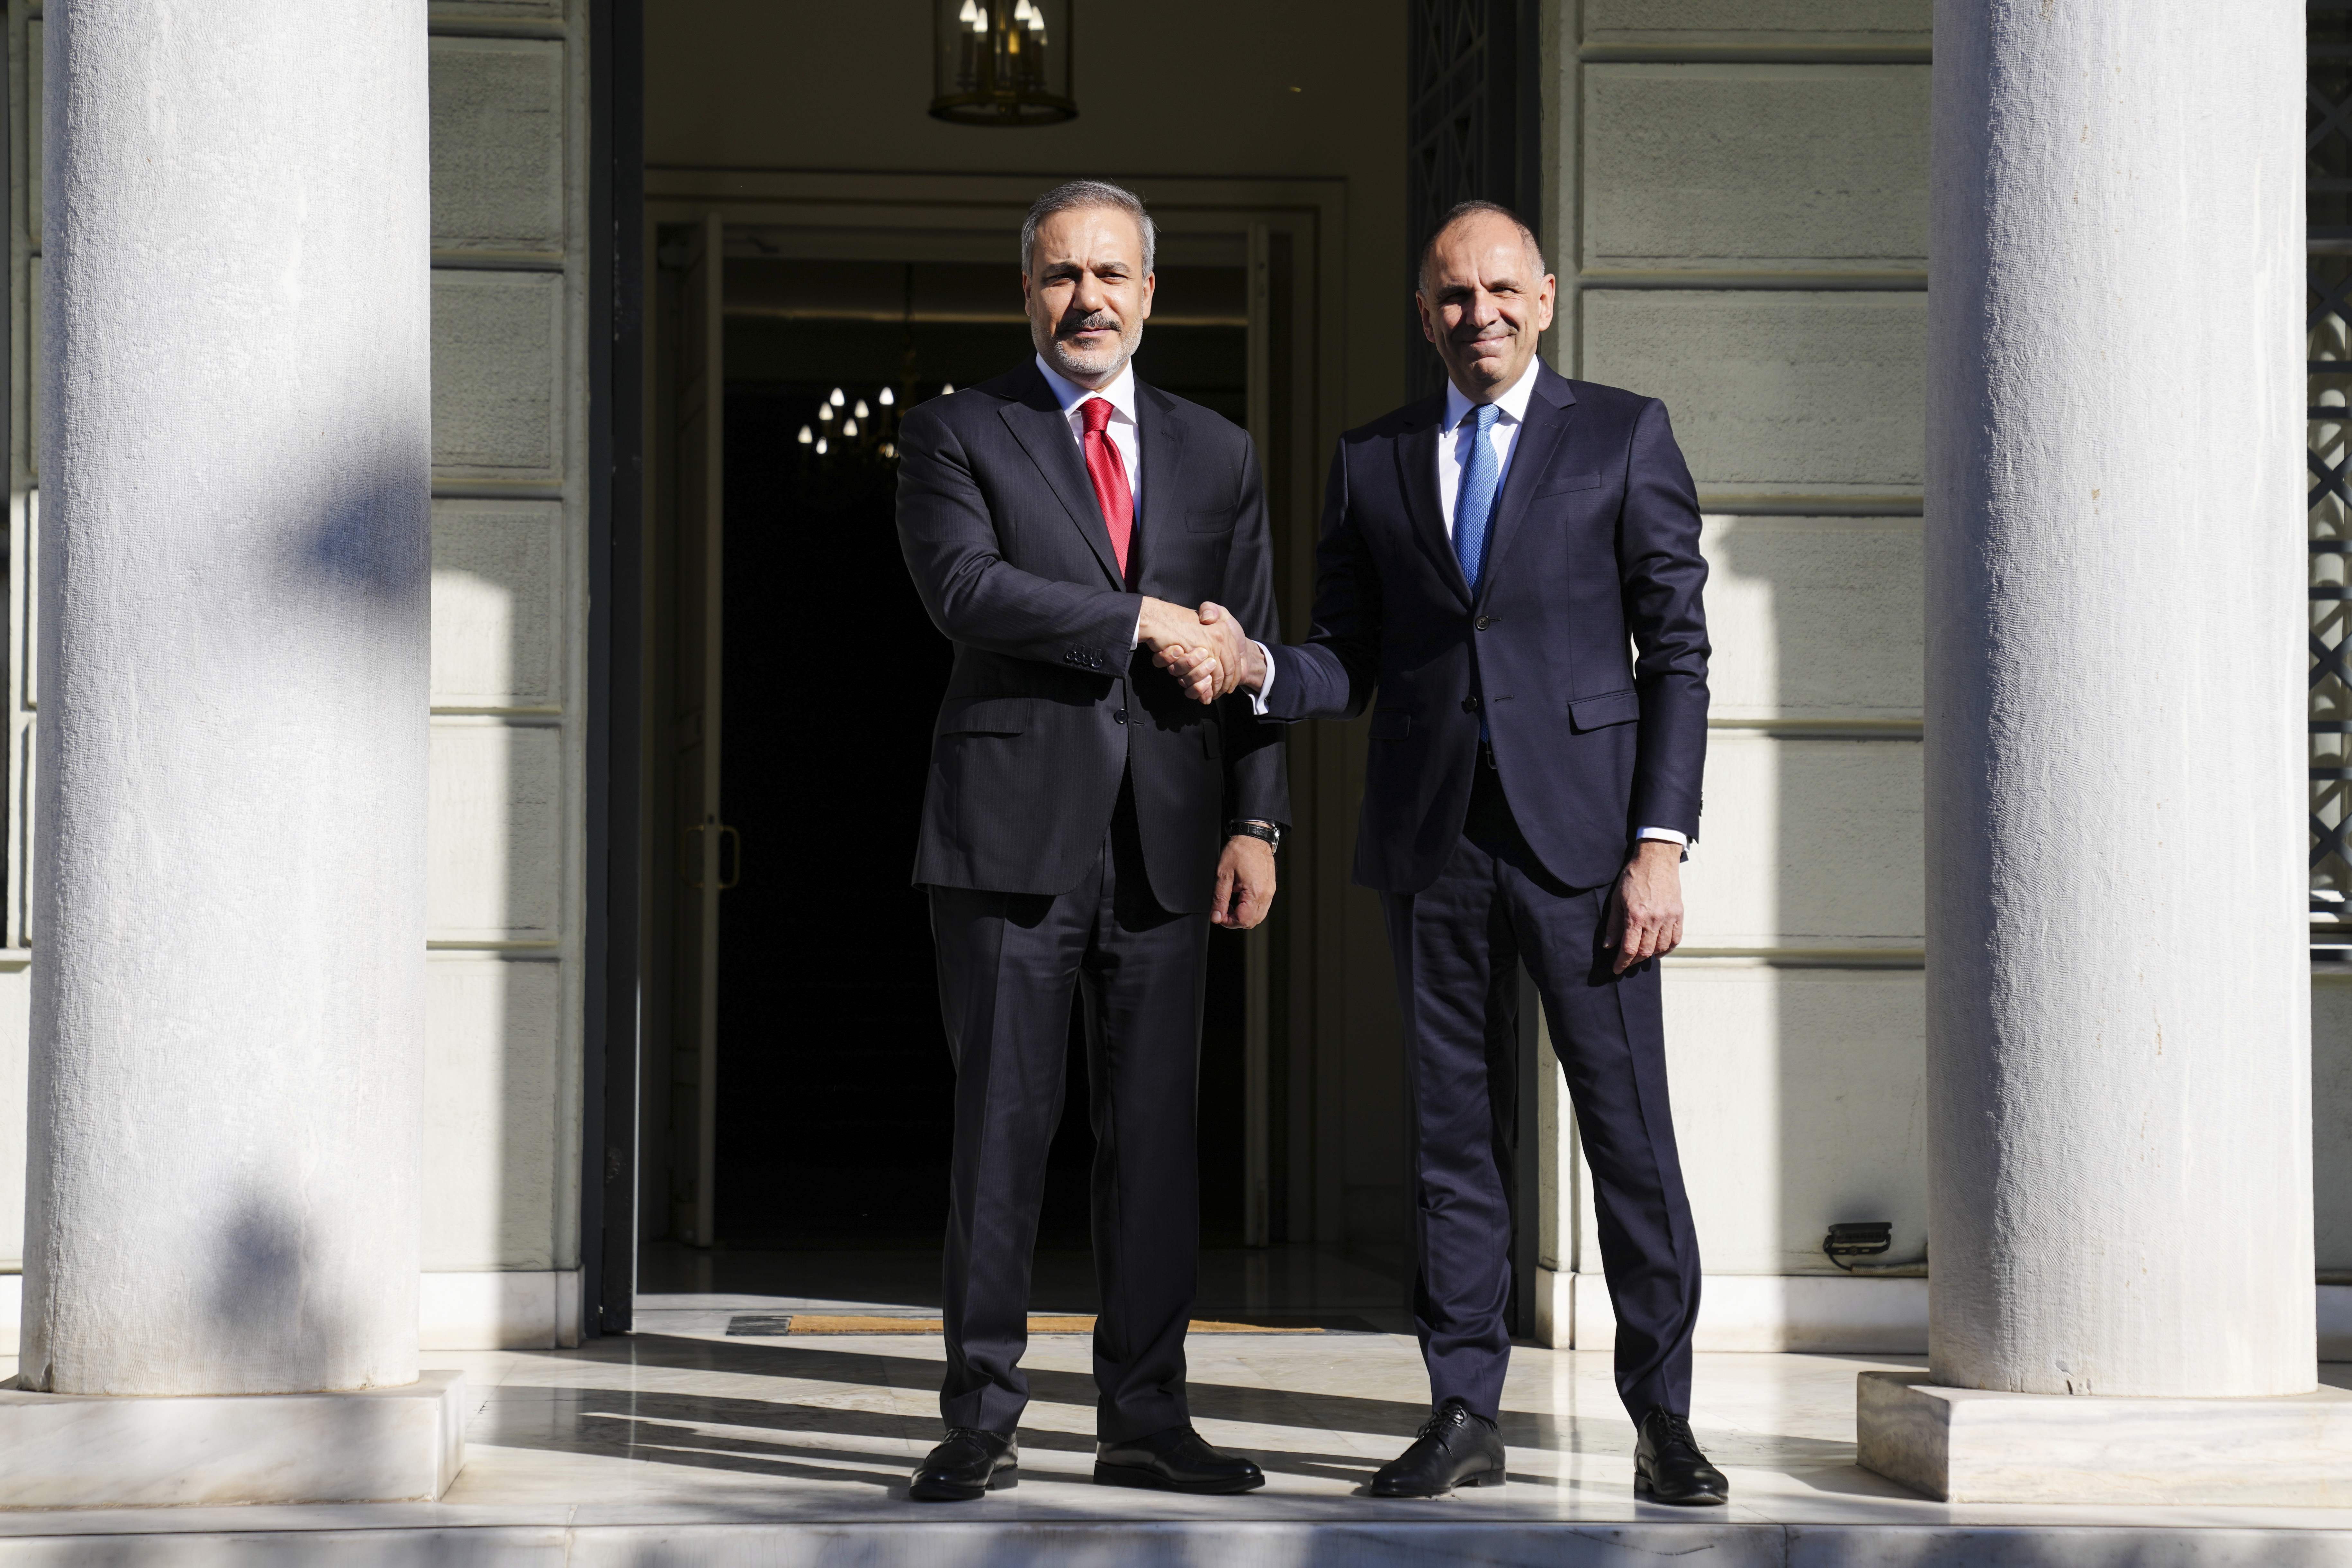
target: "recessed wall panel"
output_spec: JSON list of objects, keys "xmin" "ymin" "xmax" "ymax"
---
[
  {"xmin": 430, "ymin": 0, "xmax": 563, "ymax": 18},
  {"xmin": 1586, "ymin": 0, "xmax": 1931, "ymax": 35},
  {"xmin": 1583, "ymin": 291, "xmax": 1925, "ymax": 497},
  {"xmin": 431, "ymin": 500, "xmax": 564, "ymax": 710},
  {"xmin": 1701, "ymin": 516, "xmax": 1921, "ymax": 722},
  {"xmin": 422, "ymin": 956, "xmax": 564, "ymax": 1272},
  {"xmin": 1680, "ymin": 732, "xmax": 1922, "ymax": 951},
  {"xmin": 1584, "ymin": 65, "xmax": 1927, "ymax": 269},
  {"xmin": 429, "ymin": 38, "xmax": 566, "ymax": 260},
  {"xmin": 431, "ymin": 270, "xmax": 563, "ymax": 483},
  {"xmin": 428, "ymin": 720, "xmax": 564, "ymax": 940}
]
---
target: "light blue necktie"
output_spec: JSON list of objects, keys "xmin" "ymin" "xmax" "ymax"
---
[{"xmin": 1453, "ymin": 402, "xmax": 1502, "ymax": 594}]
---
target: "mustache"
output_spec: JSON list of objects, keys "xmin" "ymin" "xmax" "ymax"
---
[{"xmin": 1056, "ymin": 311, "xmax": 1124, "ymax": 338}]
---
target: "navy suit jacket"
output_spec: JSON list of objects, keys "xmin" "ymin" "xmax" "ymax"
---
[
  {"xmin": 896, "ymin": 361, "xmax": 1288, "ymax": 913},
  {"xmin": 1260, "ymin": 360, "xmax": 1709, "ymax": 894}
]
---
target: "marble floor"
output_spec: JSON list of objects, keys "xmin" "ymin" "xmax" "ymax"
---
[{"xmin": 0, "ymin": 1290, "xmax": 2345, "ymax": 1562}]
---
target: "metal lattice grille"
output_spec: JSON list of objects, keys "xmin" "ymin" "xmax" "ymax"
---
[
  {"xmin": 2312, "ymin": 5, "xmax": 2352, "ymax": 919},
  {"xmin": 1408, "ymin": 0, "xmax": 1489, "ymax": 233},
  {"xmin": 1405, "ymin": 0, "xmax": 1535, "ymax": 401}
]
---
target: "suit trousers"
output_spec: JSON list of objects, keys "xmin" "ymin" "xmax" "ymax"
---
[
  {"xmin": 927, "ymin": 774, "xmax": 1209, "ymax": 1441},
  {"xmin": 1380, "ymin": 760, "xmax": 1702, "ymax": 1423}
]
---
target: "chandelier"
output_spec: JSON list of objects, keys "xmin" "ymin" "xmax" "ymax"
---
[{"xmin": 930, "ymin": 0, "xmax": 1076, "ymax": 127}]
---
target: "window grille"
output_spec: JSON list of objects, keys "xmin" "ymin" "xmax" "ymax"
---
[
  {"xmin": 1405, "ymin": 0, "xmax": 1540, "ymax": 401},
  {"xmin": 2312, "ymin": 3, "xmax": 2352, "ymax": 932}
]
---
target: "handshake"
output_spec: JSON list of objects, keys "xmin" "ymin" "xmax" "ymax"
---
[{"xmin": 1138, "ymin": 598, "xmax": 1267, "ymax": 705}]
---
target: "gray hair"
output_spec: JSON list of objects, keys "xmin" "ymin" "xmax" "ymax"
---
[
  {"xmin": 1021, "ymin": 179, "xmax": 1157, "ymax": 277},
  {"xmin": 1417, "ymin": 199, "xmax": 1546, "ymax": 294}
]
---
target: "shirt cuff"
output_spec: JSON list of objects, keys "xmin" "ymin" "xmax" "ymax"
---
[
  {"xmin": 1130, "ymin": 607, "xmax": 1143, "ymax": 651},
  {"xmin": 1246, "ymin": 642, "xmax": 1275, "ymax": 716},
  {"xmin": 1636, "ymin": 826, "xmax": 1689, "ymax": 847}
]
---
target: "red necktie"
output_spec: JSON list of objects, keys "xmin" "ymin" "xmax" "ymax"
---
[{"xmin": 1079, "ymin": 397, "xmax": 1134, "ymax": 581}]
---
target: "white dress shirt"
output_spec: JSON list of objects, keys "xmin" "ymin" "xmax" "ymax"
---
[
  {"xmin": 1255, "ymin": 358, "xmax": 1686, "ymax": 852},
  {"xmin": 1035, "ymin": 352, "xmax": 1143, "ymax": 506},
  {"xmin": 1437, "ymin": 358, "xmax": 1541, "ymax": 538}
]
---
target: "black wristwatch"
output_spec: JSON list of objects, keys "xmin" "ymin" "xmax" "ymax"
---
[{"xmin": 1227, "ymin": 820, "xmax": 1283, "ymax": 852}]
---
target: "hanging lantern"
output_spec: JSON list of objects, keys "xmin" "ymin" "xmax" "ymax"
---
[{"xmin": 931, "ymin": 0, "xmax": 1076, "ymax": 126}]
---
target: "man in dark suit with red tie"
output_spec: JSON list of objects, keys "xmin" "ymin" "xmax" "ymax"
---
[
  {"xmin": 893, "ymin": 180, "xmax": 1287, "ymax": 1502},
  {"xmin": 1167, "ymin": 200, "xmax": 1729, "ymax": 1505}
]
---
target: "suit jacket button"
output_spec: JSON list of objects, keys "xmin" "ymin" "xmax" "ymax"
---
[
  {"xmin": 1462, "ymin": 697, "xmax": 1482, "ymax": 714},
  {"xmin": 1114, "ymin": 708, "xmax": 1129, "ymax": 724},
  {"xmin": 1475, "ymin": 616, "xmax": 1492, "ymax": 631}
]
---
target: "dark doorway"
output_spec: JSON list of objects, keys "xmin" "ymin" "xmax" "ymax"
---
[{"xmin": 709, "ymin": 257, "xmax": 1253, "ymax": 1253}]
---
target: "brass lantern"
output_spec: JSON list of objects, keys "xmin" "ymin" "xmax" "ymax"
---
[{"xmin": 930, "ymin": 0, "xmax": 1076, "ymax": 126}]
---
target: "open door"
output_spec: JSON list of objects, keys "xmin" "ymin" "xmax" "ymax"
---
[{"xmin": 667, "ymin": 212, "xmax": 729, "ymax": 1246}]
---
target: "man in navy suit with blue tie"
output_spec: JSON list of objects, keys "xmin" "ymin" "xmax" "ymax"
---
[{"xmin": 1167, "ymin": 200, "xmax": 1727, "ymax": 1505}]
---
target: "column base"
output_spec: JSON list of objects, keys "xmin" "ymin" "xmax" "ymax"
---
[
  {"xmin": 1858, "ymin": 1370, "xmax": 2352, "ymax": 1505},
  {"xmin": 0, "ymin": 1369, "xmax": 464, "ymax": 1506}
]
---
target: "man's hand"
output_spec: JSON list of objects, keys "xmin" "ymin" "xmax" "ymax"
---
[
  {"xmin": 1155, "ymin": 602, "xmax": 1265, "ymax": 703},
  {"xmin": 1603, "ymin": 839, "xmax": 1685, "ymax": 975},
  {"xmin": 1136, "ymin": 596, "xmax": 1221, "ymax": 702},
  {"xmin": 1212, "ymin": 834, "xmax": 1277, "ymax": 928}
]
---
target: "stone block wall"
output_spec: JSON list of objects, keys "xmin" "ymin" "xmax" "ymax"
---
[{"xmin": 1537, "ymin": 0, "xmax": 1937, "ymax": 1344}]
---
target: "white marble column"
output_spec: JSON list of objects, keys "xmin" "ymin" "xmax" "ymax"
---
[
  {"xmin": 23, "ymin": 1, "xmax": 431, "ymax": 1397},
  {"xmin": 1859, "ymin": 0, "xmax": 2346, "ymax": 1502}
]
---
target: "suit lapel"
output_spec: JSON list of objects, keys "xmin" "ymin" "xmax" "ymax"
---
[
  {"xmin": 1477, "ymin": 364, "xmax": 1578, "ymax": 604},
  {"xmin": 1394, "ymin": 396, "xmax": 1471, "ymax": 608},
  {"xmin": 1136, "ymin": 382, "xmax": 1185, "ymax": 591},
  {"xmin": 998, "ymin": 364, "xmax": 1124, "ymax": 589}
]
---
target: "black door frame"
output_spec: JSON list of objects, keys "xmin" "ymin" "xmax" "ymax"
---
[{"xmin": 584, "ymin": 0, "xmax": 647, "ymax": 1338}]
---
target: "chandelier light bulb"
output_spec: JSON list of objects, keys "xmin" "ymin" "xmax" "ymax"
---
[
  {"xmin": 942, "ymin": 383, "xmax": 955, "ymax": 395},
  {"xmin": 816, "ymin": 437, "xmax": 829, "ymax": 455},
  {"xmin": 797, "ymin": 426, "xmax": 813, "ymax": 445},
  {"xmin": 932, "ymin": 0, "xmax": 1075, "ymax": 125},
  {"xmin": 853, "ymin": 399, "xmax": 870, "ymax": 419},
  {"xmin": 818, "ymin": 402, "xmax": 834, "ymax": 421},
  {"xmin": 879, "ymin": 387, "xmax": 896, "ymax": 406},
  {"xmin": 843, "ymin": 419, "xmax": 859, "ymax": 437},
  {"xmin": 830, "ymin": 387, "xmax": 846, "ymax": 406}
]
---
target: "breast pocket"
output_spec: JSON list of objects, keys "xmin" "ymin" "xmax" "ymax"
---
[
  {"xmin": 1185, "ymin": 507, "xmax": 1235, "ymax": 533},
  {"xmin": 1534, "ymin": 470, "xmax": 1603, "ymax": 498}
]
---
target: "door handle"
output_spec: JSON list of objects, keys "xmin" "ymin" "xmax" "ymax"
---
[{"xmin": 679, "ymin": 820, "xmax": 743, "ymax": 891}]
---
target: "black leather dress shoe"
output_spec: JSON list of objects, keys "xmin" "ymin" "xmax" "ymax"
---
[
  {"xmin": 1094, "ymin": 1425, "xmax": 1266, "ymax": 1494},
  {"xmin": 909, "ymin": 1428, "xmax": 1018, "ymax": 1501},
  {"xmin": 1634, "ymin": 1407, "xmax": 1728, "ymax": 1505},
  {"xmin": 1367, "ymin": 1398, "xmax": 1506, "ymax": 1497}
]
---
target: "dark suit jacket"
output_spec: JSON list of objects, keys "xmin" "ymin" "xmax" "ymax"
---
[
  {"xmin": 1261, "ymin": 359, "xmax": 1708, "ymax": 894},
  {"xmin": 896, "ymin": 361, "xmax": 1289, "ymax": 913}
]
